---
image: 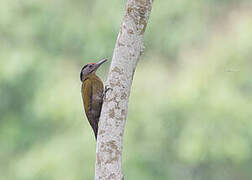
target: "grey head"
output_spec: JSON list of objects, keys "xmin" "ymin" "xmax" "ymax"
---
[{"xmin": 80, "ymin": 58, "xmax": 107, "ymax": 81}]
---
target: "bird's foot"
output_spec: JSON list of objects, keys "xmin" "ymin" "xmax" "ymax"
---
[
  {"xmin": 103, "ymin": 85, "xmax": 112, "ymax": 101},
  {"xmin": 105, "ymin": 85, "xmax": 112, "ymax": 94}
]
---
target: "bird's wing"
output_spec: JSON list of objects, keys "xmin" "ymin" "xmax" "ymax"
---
[
  {"xmin": 81, "ymin": 78, "xmax": 104, "ymax": 139},
  {"xmin": 82, "ymin": 79, "xmax": 98, "ymax": 138},
  {"xmin": 81, "ymin": 79, "xmax": 92, "ymax": 117},
  {"xmin": 91, "ymin": 80, "xmax": 104, "ymax": 122}
]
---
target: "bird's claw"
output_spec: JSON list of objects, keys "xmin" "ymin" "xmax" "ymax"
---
[
  {"xmin": 103, "ymin": 85, "xmax": 112, "ymax": 101},
  {"xmin": 105, "ymin": 85, "xmax": 112, "ymax": 94}
]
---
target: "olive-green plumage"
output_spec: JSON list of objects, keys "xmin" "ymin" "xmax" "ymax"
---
[{"xmin": 80, "ymin": 59, "xmax": 107, "ymax": 140}]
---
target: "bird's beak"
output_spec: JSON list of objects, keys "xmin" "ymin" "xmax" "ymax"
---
[{"xmin": 95, "ymin": 58, "xmax": 107, "ymax": 69}]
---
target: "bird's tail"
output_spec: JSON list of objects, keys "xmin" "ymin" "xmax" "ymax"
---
[
  {"xmin": 94, "ymin": 126, "xmax": 98, "ymax": 140},
  {"xmin": 90, "ymin": 119, "xmax": 98, "ymax": 141}
]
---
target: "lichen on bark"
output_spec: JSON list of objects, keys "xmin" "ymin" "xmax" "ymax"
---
[{"xmin": 94, "ymin": 0, "xmax": 153, "ymax": 179}]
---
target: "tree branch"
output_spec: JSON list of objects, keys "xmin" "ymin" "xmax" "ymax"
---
[{"xmin": 95, "ymin": 0, "xmax": 153, "ymax": 179}]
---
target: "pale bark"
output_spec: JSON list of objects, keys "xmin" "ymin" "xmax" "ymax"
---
[{"xmin": 95, "ymin": 0, "xmax": 153, "ymax": 179}]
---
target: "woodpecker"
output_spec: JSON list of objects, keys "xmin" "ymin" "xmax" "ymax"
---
[{"xmin": 80, "ymin": 59, "xmax": 107, "ymax": 140}]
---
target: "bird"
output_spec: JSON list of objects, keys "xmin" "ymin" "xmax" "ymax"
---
[{"xmin": 80, "ymin": 58, "xmax": 107, "ymax": 140}]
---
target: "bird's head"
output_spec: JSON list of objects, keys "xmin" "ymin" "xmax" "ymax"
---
[{"xmin": 80, "ymin": 58, "xmax": 107, "ymax": 81}]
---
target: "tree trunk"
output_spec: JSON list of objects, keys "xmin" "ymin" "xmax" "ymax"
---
[{"xmin": 95, "ymin": 0, "xmax": 153, "ymax": 179}]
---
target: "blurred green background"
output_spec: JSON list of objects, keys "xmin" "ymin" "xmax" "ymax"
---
[{"xmin": 1, "ymin": 0, "xmax": 252, "ymax": 179}]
